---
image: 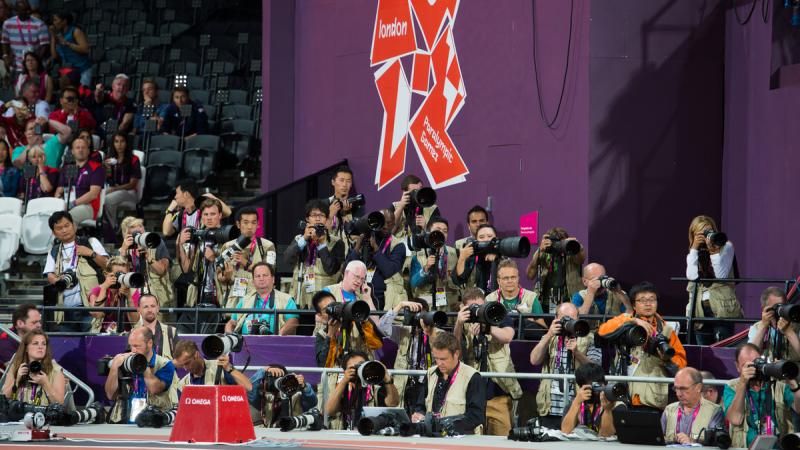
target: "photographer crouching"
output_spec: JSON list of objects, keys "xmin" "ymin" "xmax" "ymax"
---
[
  {"xmin": 324, "ymin": 351, "xmax": 398, "ymax": 430},
  {"xmin": 249, "ymin": 365, "xmax": 317, "ymax": 428},
  {"xmin": 560, "ymin": 363, "xmax": 620, "ymax": 437},
  {"xmin": 172, "ymin": 340, "xmax": 251, "ymax": 394},
  {"xmin": 103, "ymin": 327, "xmax": 177, "ymax": 424}
]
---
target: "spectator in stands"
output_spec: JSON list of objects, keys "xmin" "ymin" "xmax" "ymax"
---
[
  {"xmin": 49, "ymin": 86, "xmax": 97, "ymax": 131},
  {"xmin": 572, "ymin": 262, "xmax": 632, "ymax": 317},
  {"xmin": 530, "ymin": 302, "xmax": 602, "ymax": 428},
  {"xmin": 724, "ymin": 343, "xmax": 800, "ymax": 448},
  {"xmin": 598, "ymin": 281, "xmax": 687, "ymax": 411},
  {"xmin": 43, "ymin": 211, "xmax": 108, "ymax": 332},
  {"xmin": 409, "ymin": 217, "xmax": 461, "ymax": 313},
  {"xmin": 560, "ymin": 363, "xmax": 617, "ymax": 437},
  {"xmin": 749, "ymin": 286, "xmax": 800, "ymax": 360},
  {"xmin": 162, "ymin": 179, "xmax": 231, "ymax": 237},
  {"xmin": 454, "ymin": 287, "xmax": 521, "ymax": 436},
  {"xmin": 686, "ymin": 215, "xmax": 742, "ymax": 345},
  {"xmin": 133, "ymin": 78, "xmax": 165, "ymax": 135},
  {"xmin": 49, "ymin": 11, "xmax": 91, "ymax": 87},
  {"xmin": 1, "ymin": 0, "xmax": 48, "ymax": 73},
  {"xmin": 158, "ymin": 86, "xmax": 208, "ymax": 137},
  {"xmin": 313, "ymin": 290, "xmax": 383, "ymax": 368},
  {"xmin": 248, "ymin": 364, "xmax": 316, "ymax": 427},
  {"xmin": 218, "ymin": 206, "xmax": 276, "ymax": 293},
  {"xmin": 17, "ymin": 144, "xmax": 57, "ymax": 199},
  {"xmin": 133, "ymin": 294, "xmax": 177, "ymax": 359},
  {"xmin": 454, "ymin": 224, "xmax": 501, "ymax": 294},
  {"xmin": 345, "ymin": 208, "xmax": 406, "ymax": 312},
  {"xmin": 90, "ymin": 73, "xmax": 135, "ymax": 134},
  {"xmin": 172, "ymin": 339, "xmax": 251, "ymax": 395},
  {"xmin": 486, "ymin": 259, "xmax": 546, "ymax": 331},
  {"xmin": 526, "ymin": 227, "xmax": 585, "ymax": 314},
  {"xmin": 660, "ymin": 367, "xmax": 724, "ymax": 444},
  {"xmin": 454, "ymin": 205, "xmax": 489, "ymax": 250},
  {"xmin": 284, "ymin": 199, "xmax": 344, "ymax": 309},
  {"xmin": 89, "ymin": 256, "xmax": 140, "ymax": 334},
  {"xmin": 392, "ymin": 174, "xmax": 441, "ymax": 249},
  {"xmin": 1, "ymin": 329, "xmax": 66, "ymax": 406},
  {"xmin": 0, "ymin": 139, "xmax": 19, "ymax": 196},
  {"xmin": 105, "ymin": 327, "xmax": 177, "ymax": 424},
  {"xmin": 103, "ymin": 132, "xmax": 140, "ymax": 231},
  {"xmin": 5, "ymin": 78, "xmax": 49, "ymax": 119},
  {"xmin": 410, "ymin": 332, "xmax": 486, "ymax": 435},
  {"xmin": 11, "ymin": 116, "xmax": 70, "ymax": 169},
  {"xmin": 119, "ymin": 216, "xmax": 172, "ymax": 314},
  {"xmin": 700, "ymin": 370, "xmax": 720, "ymax": 404},
  {"xmin": 324, "ymin": 350, "xmax": 398, "ymax": 430},
  {"xmin": 75, "ymin": 127, "xmax": 101, "ymax": 163},
  {"xmin": 14, "ymin": 51, "xmax": 49, "ymax": 102},
  {"xmin": 225, "ymin": 262, "xmax": 299, "ymax": 336},
  {"xmin": 0, "ymin": 100, "xmax": 32, "ymax": 148},
  {"xmin": 326, "ymin": 166, "xmax": 361, "ymax": 238},
  {"xmin": 53, "ymin": 136, "xmax": 104, "ymax": 225}
]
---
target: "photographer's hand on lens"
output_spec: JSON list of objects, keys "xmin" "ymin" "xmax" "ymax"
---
[
  {"xmin": 547, "ymin": 320, "xmax": 562, "ymax": 338},
  {"xmin": 296, "ymin": 374, "xmax": 306, "ymax": 389},
  {"xmin": 119, "ymin": 234, "xmax": 135, "ymax": 254},
  {"xmin": 587, "ymin": 278, "xmax": 602, "ymax": 294},
  {"xmin": 539, "ymin": 235, "xmax": 552, "ymax": 252},
  {"xmin": 28, "ymin": 371, "xmax": 48, "ymax": 386},
  {"xmin": 177, "ymin": 228, "xmax": 191, "ymax": 246},
  {"xmin": 326, "ymin": 319, "xmax": 341, "ymax": 338},
  {"xmin": 455, "ymin": 305, "xmax": 471, "ymax": 326},
  {"xmin": 399, "ymin": 301, "xmax": 423, "ymax": 313},
  {"xmin": 761, "ymin": 308, "xmax": 776, "ymax": 327},
  {"xmin": 740, "ymin": 363, "xmax": 757, "ymax": 383},
  {"xmin": 634, "ymin": 318, "xmax": 655, "ymax": 337},
  {"xmin": 217, "ymin": 355, "xmax": 232, "ymax": 372},
  {"xmin": 424, "ymin": 255, "xmax": 436, "ymax": 272},
  {"xmin": 459, "ymin": 245, "xmax": 474, "ymax": 261},
  {"xmin": 102, "ymin": 273, "xmax": 117, "ymax": 289}
]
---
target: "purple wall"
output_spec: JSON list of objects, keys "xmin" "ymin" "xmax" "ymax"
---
[{"xmin": 722, "ymin": 3, "xmax": 800, "ymax": 317}]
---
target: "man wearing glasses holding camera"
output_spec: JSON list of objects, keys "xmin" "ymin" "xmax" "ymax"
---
[
  {"xmin": 572, "ymin": 263, "xmax": 632, "ymax": 318},
  {"xmin": 661, "ymin": 367, "xmax": 723, "ymax": 444},
  {"xmin": 225, "ymin": 262, "xmax": 299, "ymax": 336}
]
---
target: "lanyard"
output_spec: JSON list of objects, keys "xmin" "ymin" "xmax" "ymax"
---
[
  {"xmin": 675, "ymin": 403, "xmax": 701, "ymax": 436},
  {"xmin": 63, "ymin": 242, "xmax": 78, "ymax": 267},
  {"xmin": 305, "ymin": 242, "xmax": 318, "ymax": 267},
  {"xmin": 498, "ymin": 288, "xmax": 524, "ymax": 308},
  {"xmin": 380, "ymin": 235, "xmax": 392, "ymax": 254},
  {"xmin": 16, "ymin": 18, "xmax": 33, "ymax": 47},
  {"xmin": 436, "ymin": 248, "xmax": 448, "ymax": 280},
  {"xmin": 747, "ymin": 388, "xmax": 773, "ymax": 434},
  {"xmin": 435, "ymin": 363, "xmax": 460, "ymax": 414},
  {"xmin": 554, "ymin": 336, "xmax": 565, "ymax": 369},
  {"xmin": 580, "ymin": 402, "xmax": 603, "ymax": 428}
]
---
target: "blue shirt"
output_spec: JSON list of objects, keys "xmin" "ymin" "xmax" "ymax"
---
[
  {"xmin": 322, "ymin": 286, "xmax": 356, "ymax": 302},
  {"xmin": 571, "ymin": 291, "xmax": 626, "ymax": 314},
  {"xmin": 230, "ymin": 292, "xmax": 300, "ymax": 335},
  {"xmin": 723, "ymin": 382, "xmax": 794, "ymax": 447},
  {"xmin": 247, "ymin": 368, "xmax": 317, "ymax": 412},
  {"xmin": 129, "ymin": 353, "xmax": 175, "ymax": 417}
]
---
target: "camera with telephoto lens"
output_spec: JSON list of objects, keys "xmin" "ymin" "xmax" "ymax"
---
[
  {"xmin": 135, "ymin": 406, "xmax": 176, "ymax": 428},
  {"xmin": 412, "ymin": 230, "xmax": 445, "ymax": 251},
  {"xmin": 187, "ymin": 225, "xmax": 240, "ymax": 245},
  {"xmin": 250, "ymin": 320, "xmax": 273, "ymax": 335},
  {"xmin": 346, "ymin": 211, "xmax": 385, "ymax": 236},
  {"xmin": 65, "ymin": 401, "xmax": 105, "ymax": 425},
  {"xmin": 752, "ymin": 358, "xmax": 799, "ymax": 381},
  {"xmin": 22, "ymin": 162, "xmax": 36, "ymax": 179},
  {"xmin": 333, "ymin": 193, "xmax": 366, "ymax": 210},
  {"xmin": 645, "ymin": 334, "xmax": 675, "ymax": 359},
  {"xmin": 298, "ymin": 220, "xmax": 326, "ymax": 238},
  {"xmin": 8, "ymin": 400, "xmax": 67, "ymax": 424},
  {"xmin": 358, "ymin": 411, "xmax": 408, "ymax": 436},
  {"xmin": 132, "ymin": 231, "xmax": 161, "ymax": 249},
  {"xmin": 508, "ymin": 417, "xmax": 546, "ymax": 441},
  {"xmin": 702, "ymin": 229, "xmax": 728, "ymax": 248},
  {"xmin": 558, "ymin": 316, "xmax": 590, "ymax": 337},
  {"xmin": 354, "ymin": 360, "xmax": 386, "ymax": 386},
  {"xmin": 201, "ymin": 333, "xmax": 243, "ymax": 359},
  {"xmin": 215, "ymin": 235, "xmax": 252, "ymax": 268},
  {"xmin": 54, "ymin": 270, "xmax": 77, "ymax": 292},
  {"xmin": 700, "ymin": 426, "xmax": 732, "ymax": 449},
  {"xmin": 112, "ymin": 271, "xmax": 145, "ymax": 289},
  {"xmin": 598, "ymin": 275, "xmax": 619, "ymax": 290},
  {"xmin": 469, "ymin": 236, "xmax": 531, "ymax": 259},
  {"xmin": 264, "ymin": 373, "xmax": 301, "ymax": 398},
  {"xmin": 400, "ymin": 412, "xmax": 467, "ymax": 437},
  {"xmin": 544, "ymin": 236, "xmax": 581, "ymax": 256},
  {"xmin": 97, "ymin": 353, "xmax": 148, "ymax": 377},
  {"xmin": 770, "ymin": 303, "xmax": 800, "ymax": 323},
  {"xmin": 466, "ymin": 302, "xmax": 507, "ymax": 326},
  {"xmin": 278, "ymin": 408, "xmax": 323, "ymax": 432},
  {"xmin": 325, "ymin": 300, "xmax": 370, "ymax": 323},
  {"xmin": 408, "ymin": 187, "xmax": 436, "ymax": 209},
  {"xmin": 0, "ymin": 395, "xmax": 8, "ymax": 422},
  {"xmin": 402, "ymin": 308, "xmax": 447, "ymax": 328},
  {"xmin": 600, "ymin": 322, "xmax": 648, "ymax": 348},
  {"xmin": 780, "ymin": 432, "xmax": 800, "ymax": 450},
  {"xmin": 590, "ymin": 382, "xmax": 628, "ymax": 403}
]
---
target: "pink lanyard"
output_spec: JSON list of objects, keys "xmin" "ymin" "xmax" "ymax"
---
[
  {"xmin": 675, "ymin": 404, "xmax": 701, "ymax": 436},
  {"xmin": 380, "ymin": 235, "xmax": 392, "ymax": 253},
  {"xmin": 580, "ymin": 403, "xmax": 603, "ymax": 427},
  {"xmin": 16, "ymin": 18, "xmax": 33, "ymax": 46},
  {"xmin": 554, "ymin": 336, "xmax": 565, "ymax": 368}
]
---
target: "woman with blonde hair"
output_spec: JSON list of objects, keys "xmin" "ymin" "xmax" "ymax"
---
[
  {"xmin": 89, "ymin": 256, "xmax": 141, "ymax": 333},
  {"xmin": 1, "ymin": 329, "xmax": 66, "ymax": 406},
  {"xmin": 685, "ymin": 215, "xmax": 742, "ymax": 345},
  {"xmin": 118, "ymin": 216, "xmax": 173, "ymax": 314},
  {"xmin": 18, "ymin": 144, "xmax": 58, "ymax": 199}
]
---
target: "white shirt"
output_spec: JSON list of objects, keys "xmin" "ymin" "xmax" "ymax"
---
[
  {"xmin": 686, "ymin": 242, "xmax": 735, "ymax": 280},
  {"xmin": 3, "ymin": 99, "xmax": 50, "ymax": 119},
  {"xmin": 43, "ymin": 238, "xmax": 108, "ymax": 306}
]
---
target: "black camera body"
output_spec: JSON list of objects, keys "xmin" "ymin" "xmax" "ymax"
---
[
  {"xmin": 466, "ymin": 302, "xmax": 507, "ymax": 326},
  {"xmin": 590, "ymin": 381, "xmax": 628, "ymax": 403},
  {"xmin": 559, "ymin": 316, "xmax": 589, "ymax": 337},
  {"xmin": 701, "ymin": 426, "xmax": 732, "ymax": 449},
  {"xmin": 412, "ymin": 230, "xmax": 445, "ymax": 251},
  {"xmin": 508, "ymin": 417, "xmax": 545, "ymax": 441},
  {"xmin": 399, "ymin": 412, "xmax": 469, "ymax": 437},
  {"xmin": 598, "ymin": 275, "xmax": 619, "ymax": 290},
  {"xmin": 771, "ymin": 303, "xmax": 800, "ymax": 323},
  {"xmin": 28, "ymin": 360, "xmax": 43, "ymax": 375},
  {"xmin": 135, "ymin": 405, "xmax": 176, "ymax": 428},
  {"xmin": 403, "ymin": 308, "xmax": 447, "ymax": 328},
  {"xmin": 278, "ymin": 408, "xmax": 323, "ymax": 432},
  {"xmin": 545, "ymin": 237, "xmax": 581, "ymax": 256},
  {"xmin": 187, "ymin": 225, "xmax": 240, "ymax": 245},
  {"xmin": 346, "ymin": 211, "xmax": 385, "ymax": 236},
  {"xmin": 600, "ymin": 322, "xmax": 648, "ymax": 348},
  {"xmin": 645, "ymin": 334, "xmax": 675, "ymax": 359},
  {"xmin": 264, "ymin": 373, "xmax": 301, "ymax": 398},
  {"xmin": 250, "ymin": 320, "xmax": 273, "ymax": 336},
  {"xmin": 54, "ymin": 270, "xmax": 77, "ymax": 292},
  {"xmin": 752, "ymin": 358, "xmax": 799, "ymax": 381},
  {"xmin": 298, "ymin": 220, "xmax": 326, "ymax": 238},
  {"xmin": 702, "ymin": 229, "xmax": 728, "ymax": 248},
  {"xmin": 8, "ymin": 400, "xmax": 67, "ymax": 424},
  {"xmin": 408, "ymin": 187, "xmax": 436, "ymax": 209},
  {"xmin": 325, "ymin": 300, "xmax": 370, "ymax": 323}
]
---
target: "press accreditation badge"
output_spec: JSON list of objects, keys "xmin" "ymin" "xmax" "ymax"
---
[
  {"xmin": 702, "ymin": 290, "xmax": 711, "ymax": 301},
  {"xmin": 266, "ymin": 251, "xmax": 277, "ymax": 266},
  {"xmin": 627, "ymin": 355, "xmax": 640, "ymax": 377},
  {"xmin": 231, "ymin": 277, "xmax": 248, "ymax": 297},
  {"xmin": 366, "ymin": 269, "xmax": 375, "ymax": 284},
  {"xmin": 129, "ymin": 398, "xmax": 147, "ymax": 423},
  {"xmin": 304, "ymin": 272, "xmax": 315, "ymax": 293},
  {"xmin": 435, "ymin": 288, "xmax": 447, "ymax": 307}
]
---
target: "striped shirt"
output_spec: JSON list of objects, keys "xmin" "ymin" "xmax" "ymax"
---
[
  {"xmin": 1, "ymin": 16, "xmax": 49, "ymax": 71},
  {"xmin": 548, "ymin": 343, "xmax": 603, "ymax": 416}
]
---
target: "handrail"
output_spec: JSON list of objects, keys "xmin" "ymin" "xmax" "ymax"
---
[{"xmin": 0, "ymin": 325, "xmax": 95, "ymax": 408}]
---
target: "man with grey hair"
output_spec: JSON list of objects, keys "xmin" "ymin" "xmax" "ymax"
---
[
  {"xmin": 661, "ymin": 367, "xmax": 724, "ymax": 444},
  {"xmin": 748, "ymin": 286, "xmax": 800, "ymax": 361},
  {"xmin": 322, "ymin": 260, "xmax": 380, "ymax": 327},
  {"xmin": 90, "ymin": 73, "xmax": 135, "ymax": 132}
]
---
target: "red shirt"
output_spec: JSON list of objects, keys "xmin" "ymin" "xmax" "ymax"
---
[{"xmin": 49, "ymin": 108, "xmax": 97, "ymax": 131}]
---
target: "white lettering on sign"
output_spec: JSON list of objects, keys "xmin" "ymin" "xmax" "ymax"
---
[
  {"xmin": 221, "ymin": 395, "xmax": 245, "ymax": 402},
  {"xmin": 379, "ymin": 17, "xmax": 408, "ymax": 39},
  {"xmin": 185, "ymin": 398, "xmax": 211, "ymax": 405}
]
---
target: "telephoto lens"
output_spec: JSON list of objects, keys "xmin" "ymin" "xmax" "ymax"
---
[
  {"xmin": 132, "ymin": 231, "xmax": 161, "ymax": 249},
  {"xmin": 701, "ymin": 427, "xmax": 732, "ymax": 450},
  {"xmin": 467, "ymin": 302, "xmax": 507, "ymax": 326},
  {"xmin": 325, "ymin": 300, "xmax": 370, "ymax": 323},
  {"xmin": 120, "ymin": 353, "xmax": 148, "ymax": 375},
  {"xmin": 508, "ymin": 418, "xmax": 542, "ymax": 442},
  {"xmin": 772, "ymin": 303, "xmax": 800, "ymax": 323},
  {"xmin": 278, "ymin": 408, "xmax": 323, "ymax": 432},
  {"xmin": 702, "ymin": 229, "xmax": 728, "ymax": 247},
  {"xmin": 27, "ymin": 361, "xmax": 43, "ymax": 374},
  {"xmin": 403, "ymin": 308, "xmax": 447, "ymax": 328},
  {"xmin": 752, "ymin": 358, "xmax": 800, "ymax": 381},
  {"xmin": 646, "ymin": 334, "xmax": 675, "ymax": 358},
  {"xmin": 559, "ymin": 317, "xmax": 590, "ymax": 337},
  {"xmin": 201, "ymin": 333, "xmax": 243, "ymax": 359},
  {"xmin": 598, "ymin": 275, "xmax": 619, "ymax": 290},
  {"xmin": 355, "ymin": 361, "xmax": 386, "ymax": 386}
]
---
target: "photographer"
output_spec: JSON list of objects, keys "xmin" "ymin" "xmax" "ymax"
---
[
  {"xmin": 88, "ymin": 256, "xmax": 140, "ymax": 333},
  {"xmin": 660, "ymin": 367, "xmax": 723, "ymax": 444},
  {"xmin": 525, "ymin": 227, "xmax": 585, "ymax": 314},
  {"xmin": 530, "ymin": 302, "xmax": 601, "ymax": 428},
  {"xmin": 43, "ymin": 211, "xmax": 108, "ymax": 332},
  {"xmin": 392, "ymin": 174, "xmax": 441, "ymax": 247},
  {"xmin": 249, "ymin": 364, "xmax": 316, "ymax": 427},
  {"xmin": 411, "ymin": 332, "xmax": 486, "ymax": 435},
  {"xmin": 53, "ymin": 136, "xmax": 104, "ymax": 225},
  {"xmin": 284, "ymin": 199, "xmax": 345, "ymax": 308},
  {"xmin": 486, "ymin": 259, "xmax": 546, "ymax": 331},
  {"xmin": 454, "ymin": 288, "xmax": 520, "ymax": 435},
  {"xmin": 162, "ymin": 179, "xmax": 231, "ymax": 238},
  {"xmin": 312, "ymin": 290, "xmax": 383, "ymax": 368},
  {"xmin": 379, "ymin": 298, "xmax": 440, "ymax": 412},
  {"xmin": 322, "ymin": 260, "xmax": 381, "ymax": 326},
  {"xmin": 345, "ymin": 209, "xmax": 406, "ymax": 312},
  {"xmin": 133, "ymin": 294, "xmax": 177, "ymax": 359},
  {"xmin": 724, "ymin": 343, "xmax": 800, "ymax": 448},
  {"xmin": 218, "ymin": 206, "xmax": 277, "ymax": 294},
  {"xmin": 560, "ymin": 363, "xmax": 616, "ymax": 437},
  {"xmin": 409, "ymin": 218, "xmax": 461, "ymax": 313},
  {"xmin": 686, "ymin": 215, "xmax": 742, "ymax": 344},
  {"xmin": 571, "ymin": 263, "xmax": 631, "ymax": 319},
  {"xmin": 454, "ymin": 224, "xmax": 500, "ymax": 293},
  {"xmin": 598, "ymin": 281, "xmax": 686, "ymax": 410},
  {"xmin": 1, "ymin": 330, "xmax": 66, "ymax": 407},
  {"xmin": 454, "ymin": 205, "xmax": 489, "ymax": 250},
  {"xmin": 748, "ymin": 287, "xmax": 800, "ymax": 361},
  {"xmin": 327, "ymin": 166, "xmax": 362, "ymax": 237},
  {"xmin": 104, "ymin": 327, "xmax": 177, "ymax": 424},
  {"xmin": 324, "ymin": 350, "xmax": 398, "ymax": 430},
  {"xmin": 119, "ymin": 216, "xmax": 172, "ymax": 312},
  {"xmin": 172, "ymin": 340, "xmax": 251, "ymax": 394},
  {"xmin": 225, "ymin": 262, "xmax": 299, "ymax": 336}
]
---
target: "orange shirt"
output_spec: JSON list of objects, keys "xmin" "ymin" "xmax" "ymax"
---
[{"xmin": 598, "ymin": 313, "xmax": 687, "ymax": 369}]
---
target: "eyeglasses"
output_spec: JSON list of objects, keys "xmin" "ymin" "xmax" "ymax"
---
[
  {"xmin": 672, "ymin": 382, "xmax": 699, "ymax": 393},
  {"xmin": 636, "ymin": 298, "xmax": 658, "ymax": 305},
  {"xmin": 308, "ymin": 213, "xmax": 326, "ymax": 219}
]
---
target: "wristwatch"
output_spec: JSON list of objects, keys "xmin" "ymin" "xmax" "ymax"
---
[{"xmin": 791, "ymin": 383, "xmax": 800, "ymax": 392}]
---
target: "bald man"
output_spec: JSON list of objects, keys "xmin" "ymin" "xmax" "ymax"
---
[
  {"xmin": 572, "ymin": 263, "xmax": 632, "ymax": 317},
  {"xmin": 661, "ymin": 367, "xmax": 723, "ymax": 444}
]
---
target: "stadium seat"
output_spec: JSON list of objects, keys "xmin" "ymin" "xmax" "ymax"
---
[
  {"xmin": 184, "ymin": 135, "xmax": 219, "ymax": 153},
  {"xmin": 148, "ymin": 135, "xmax": 181, "ymax": 153},
  {"xmin": 0, "ymin": 214, "xmax": 21, "ymax": 271},
  {"xmin": 158, "ymin": 90, "xmax": 171, "ymax": 105},
  {"xmin": 227, "ymin": 89, "xmax": 248, "ymax": 105},
  {"xmin": 0, "ymin": 198, "xmax": 22, "ymax": 216},
  {"xmin": 220, "ymin": 119, "xmax": 255, "ymax": 162},
  {"xmin": 21, "ymin": 198, "xmax": 65, "ymax": 254},
  {"xmin": 192, "ymin": 89, "xmax": 210, "ymax": 106},
  {"xmin": 144, "ymin": 165, "xmax": 179, "ymax": 201},
  {"xmin": 221, "ymin": 104, "xmax": 252, "ymax": 121},
  {"xmin": 148, "ymin": 150, "xmax": 182, "ymax": 168},
  {"xmin": 181, "ymin": 149, "xmax": 215, "ymax": 185}
]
